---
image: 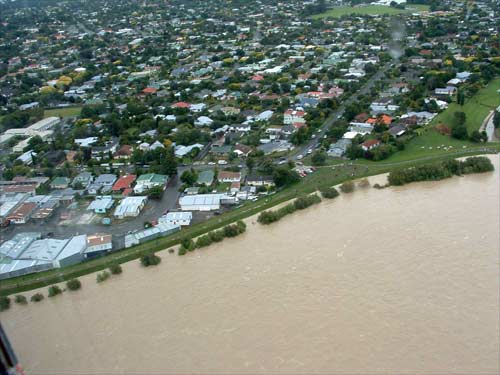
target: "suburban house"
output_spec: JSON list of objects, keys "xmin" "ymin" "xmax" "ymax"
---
[
  {"xmin": 197, "ymin": 170, "xmax": 215, "ymax": 186},
  {"xmin": 434, "ymin": 86, "xmax": 457, "ymax": 96},
  {"xmin": 91, "ymin": 137, "xmax": 119, "ymax": 160},
  {"xmin": 87, "ymin": 196, "xmax": 114, "ymax": 214},
  {"xmin": 114, "ymin": 145, "xmax": 133, "ymax": 159},
  {"xmin": 50, "ymin": 177, "xmax": 71, "ymax": 190},
  {"xmin": 133, "ymin": 174, "xmax": 168, "ymax": 194},
  {"xmin": 218, "ymin": 171, "xmax": 242, "ymax": 183},
  {"xmin": 245, "ymin": 174, "xmax": 275, "ymax": 187},
  {"xmin": 7, "ymin": 202, "xmax": 38, "ymax": 224},
  {"xmin": 328, "ymin": 139, "xmax": 352, "ymax": 157},
  {"xmin": 72, "ymin": 172, "xmax": 93, "ymax": 189},
  {"xmin": 361, "ymin": 139, "xmax": 381, "ymax": 151},
  {"xmin": 87, "ymin": 174, "xmax": 117, "ymax": 195},
  {"xmin": 112, "ymin": 174, "xmax": 137, "ymax": 194},
  {"xmin": 233, "ymin": 143, "xmax": 252, "ymax": 157},
  {"xmin": 284, "ymin": 109, "xmax": 306, "ymax": 125}
]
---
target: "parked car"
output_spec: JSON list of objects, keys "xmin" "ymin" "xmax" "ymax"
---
[{"xmin": 296, "ymin": 154, "xmax": 303, "ymax": 160}]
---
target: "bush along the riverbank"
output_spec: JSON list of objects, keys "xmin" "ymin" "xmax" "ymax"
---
[
  {"xmin": 258, "ymin": 194, "xmax": 322, "ymax": 225},
  {"xmin": 388, "ymin": 156, "xmax": 494, "ymax": 186},
  {"xmin": 320, "ymin": 186, "xmax": 339, "ymax": 199},
  {"xmin": 179, "ymin": 221, "xmax": 247, "ymax": 255}
]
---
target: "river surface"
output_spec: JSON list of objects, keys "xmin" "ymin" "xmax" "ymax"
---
[{"xmin": 2, "ymin": 155, "xmax": 500, "ymax": 374}]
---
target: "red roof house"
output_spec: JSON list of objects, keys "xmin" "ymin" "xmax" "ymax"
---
[{"xmin": 112, "ymin": 174, "xmax": 137, "ymax": 193}]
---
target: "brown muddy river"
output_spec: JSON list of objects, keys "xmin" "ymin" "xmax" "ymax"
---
[{"xmin": 2, "ymin": 155, "xmax": 499, "ymax": 374}]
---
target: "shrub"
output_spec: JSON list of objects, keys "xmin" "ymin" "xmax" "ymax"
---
[
  {"xmin": 66, "ymin": 279, "xmax": 82, "ymax": 291},
  {"xmin": 48, "ymin": 285, "xmax": 62, "ymax": 297},
  {"xmin": 109, "ymin": 263, "xmax": 123, "ymax": 275},
  {"xmin": 209, "ymin": 230, "xmax": 225, "ymax": 242},
  {"xmin": 181, "ymin": 237, "xmax": 195, "ymax": 251},
  {"xmin": 30, "ymin": 293, "xmax": 44, "ymax": 302},
  {"xmin": 196, "ymin": 234, "xmax": 213, "ymax": 248},
  {"xmin": 257, "ymin": 210, "xmax": 279, "ymax": 224},
  {"xmin": 321, "ymin": 187, "xmax": 339, "ymax": 199},
  {"xmin": 14, "ymin": 295, "xmax": 27, "ymax": 305},
  {"xmin": 293, "ymin": 194, "xmax": 321, "ymax": 210},
  {"xmin": 358, "ymin": 178, "xmax": 370, "ymax": 188},
  {"xmin": 0, "ymin": 296, "xmax": 11, "ymax": 311},
  {"xmin": 140, "ymin": 253, "xmax": 161, "ymax": 267},
  {"xmin": 97, "ymin": 271, "xmax": 111, "ymax": 283},
  {"xmin": 168, "ymin": 248, "xmax": 175, "ymax": 254},
  {"xmin": 178, "ymin": 246, "xmax": 187, "ymax": 256},
  {"xmin": 340, "ymin": 181, "xmax": 355, "ymax": 193}
]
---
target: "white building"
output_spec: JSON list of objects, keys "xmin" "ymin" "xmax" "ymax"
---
[
  {"xmin": 179, "ymin": 194, "xmax": 227, "ymax": 211},
  {"xmin": 124, "ymin": 222, "xmax": 180, "ymax": 248},
  {"xmin": 284, "ymin": 109, "xmax": 306, "ymax": 125},
  {"xmin": 159, "ymin": 211, "xmax": 193, "ymax": 226},
  {"xmin": 87, "ymin": 196, "xmax": 114, "ymax": 214},
  {"xmin": 114, "ymin": 196, "xmax": 147, "ymax": 219}
]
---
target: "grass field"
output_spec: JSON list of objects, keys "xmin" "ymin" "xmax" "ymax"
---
[
  {"xmin": 428, "ymin": 77, "xmax": 500, "ymax": 133},
  {"xmin": 312, "ymin": 4, "xmax": 429, "ymax": 19},
  {"xmin": 44, "ymin": 106, "xmax": 82, "ymax": 118}
]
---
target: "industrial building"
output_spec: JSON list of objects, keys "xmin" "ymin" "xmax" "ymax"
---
[
  {"xmin": 124, "ymin": 222, "xmax": 180, "ymax": 248},
  {"xmin": 179, "ymin": 194, "xmax": 229, "ymax": 211},
  {"xmin": 0, "ymin": 231, "xmax": 113, "ymax": 280},
  {"xmin": 159, "ymin": 211, "xmax": 193, "ymax": 226},
  {"xmin": 85, "ymin": 234, "xmax": 113, "ymax": 258},
  {"xmin": 114, "ymin": 196, "xmax": 147, "ymax": 219}
]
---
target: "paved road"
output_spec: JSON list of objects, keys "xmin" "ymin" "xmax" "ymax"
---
[{"xmin": 290, "ymin": 61, "xmax": 395, "ymax": 160}]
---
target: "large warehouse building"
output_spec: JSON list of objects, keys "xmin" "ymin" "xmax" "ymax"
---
[{"xmin": 179, "ymin": 194, "xmax": 229, "ymax": 211}]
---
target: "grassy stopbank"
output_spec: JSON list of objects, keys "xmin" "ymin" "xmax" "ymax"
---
[{"xmin": 0, "ymin": 150, "xmax": 498, "ymax": 296}]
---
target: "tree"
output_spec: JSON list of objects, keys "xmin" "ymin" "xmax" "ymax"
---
[
  {"xmin": 148, "ymin": 185, "xmax": 164, "ymax": 199},
  {"xmin": 180, "ymin": 169, "xmax": 198, "ymax": 186},
  {"xmin": 273, "ymin": 167, "xmax": 300, "ymax": 187},
  {"xmin": 140, "ymin": 253, "xmax": 161, "ymax": 267},
  {"xmin": 14, "ymin": 295, "xmax": 27, "ymax": 305},
  {"xmin": 109, "ymin": 264, "xmax": 123, "ymax": 275},
  {"xmin": 48, "ymin": 285, "xmax": 63, "ymax": 297},
  {"xmin": 0, "ymin": 296, "xmax": 11, "ymax": 311},
  {"xmin": 96, "ymin": 271, "xmax": 111, "ymax": 283},
  {"xmin": 321, "ymin": 187, "xmax": 339, "ymax": 199},
  {"xmin": 451, "ymin": 123, "xmax": 468, "ymax": 140},
  {"xmin": 311, "ymin": 151, "xmax": 327, "ymax": 166},
  {"xmin": 30, "ymin": 293, "xmax": 44, "ymax": 302},
  {"xmin": 246, "ymin": 157, "xmax": 255, "ymax": 171},
  {"xmin": 66, "ymin": 279, "xmax": 82, "ymax": 291},
  {"xmin": 340, "ymin": 181, "xmax": 355, "ymax": 193},
  {"xmin": 454, "ymin": 111, "xmax": 466, "ymax": 126}
]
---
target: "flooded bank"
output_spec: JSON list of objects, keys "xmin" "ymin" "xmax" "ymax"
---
[{"xmin": 2, "ymin": 155, "xmax": 499, "ymax": 374}]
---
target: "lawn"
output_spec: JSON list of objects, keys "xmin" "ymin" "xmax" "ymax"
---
[
  {"xmin": 428, "ymin": 77, "xmax": 500, "ymax": 133},
  {"xmin": 312, "ymin": 4, "xmax": 429, "ymax": 19},
  {"xmin": 44, "ymin": 106, "xmax": 82, "ymax": 118}
]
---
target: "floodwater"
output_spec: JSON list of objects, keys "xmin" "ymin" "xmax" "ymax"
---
[{"xmin": 2, "ymin": 155, "xmax": 500, "ymax": 374}]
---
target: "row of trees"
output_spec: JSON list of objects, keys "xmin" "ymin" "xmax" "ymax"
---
[
  {"xmin": 178, "ymin": 221, "xmax": 247, "ymax": 255},
  {"xmin": 388, "ymin": 156, "xmax": 494, "ymax": 186},
  {"xmin": 258, "ymin": 194, "xmax": 322, "ymax": 225}
]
